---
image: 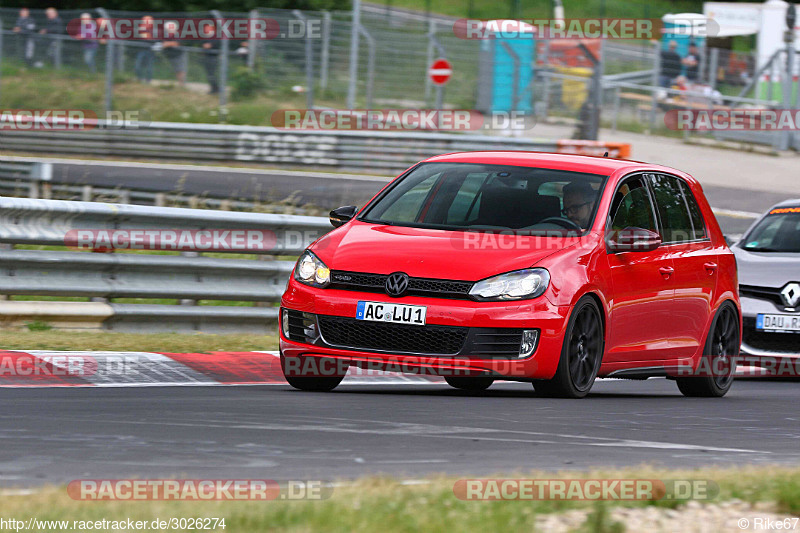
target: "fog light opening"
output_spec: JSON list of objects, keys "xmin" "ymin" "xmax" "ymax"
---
[
  {"xmin": 519, "ymin": 329, "xmax": 540, "ymax": 358},
  {"xmin": 281, "ymin": 308, "xmax": 290, "ymax": 337}
]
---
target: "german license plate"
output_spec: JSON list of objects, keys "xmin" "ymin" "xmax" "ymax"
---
[
  {"xmin": 356, "ymin": 301, "xmax": 426, "ymax": 326},
  {"xmin": 756, "ymin": 314, "xmax": 800, "ymax": 333}
]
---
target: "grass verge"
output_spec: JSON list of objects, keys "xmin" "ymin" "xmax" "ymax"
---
[
  {"xmin": 0, "ymin": 466, "xmax": 796, "ymax": 532},
  {"xmin": 0, "ymin": 330, "xmax": 278, "ymax": 352}
]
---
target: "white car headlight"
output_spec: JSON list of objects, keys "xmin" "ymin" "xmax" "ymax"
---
[
  {"xmin": 469, "ymin": 268, "xmax": 550, "ymax": 301},
  {"xmin": 294, "ymin": 250, "xmax": 331, "ymax": 288}
]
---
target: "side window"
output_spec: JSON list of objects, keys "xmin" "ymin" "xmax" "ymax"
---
[
  {"xmin": 678, "ymin": 181, "xmax": 708, "ymax": 240},
  {"xmin": 648, "ymin": 174, "xmax": 694, "ymax": 243},
  {"xmin": 609, "ymin": 176, "xmax": 657, "ymax": 232}
]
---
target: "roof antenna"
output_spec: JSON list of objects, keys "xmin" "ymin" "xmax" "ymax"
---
[{"xmin": 603, "ymin": 151, "xmax": 609, "ymax": 158}]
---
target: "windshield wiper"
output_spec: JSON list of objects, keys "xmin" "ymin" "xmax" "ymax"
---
[{"xmin": 743, "ymin": 246, "xmax": 783, "ymax": 253}]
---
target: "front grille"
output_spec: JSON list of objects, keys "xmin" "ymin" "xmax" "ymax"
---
[
  {"xmin": 312, "ymin": 314, "xmax": 527, "ymax": 357},
  {"xmin": 740, "ymin": 285, "xmax": 786, "ymax": 309},
  {"xmin": 330, "ymin": 271, "xmax": 473, "ymax": 299},
  {"xmin": 317, "ymin": 315, "xmax": 468, "ymax": 355},
  {"xmin": 743, "ymin": 317, "xmax": 800, "ymax": 354}
]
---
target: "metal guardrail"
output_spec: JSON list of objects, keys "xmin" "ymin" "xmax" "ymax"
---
[
  {"xmin": 0, "ymin": 160, "xmax": 52, "ymax": 198},
  {"xmin": 0, "ymin": 197, "xmax": 331, "ymax": 334},
  {"xmin": 0, "ymin": 197, "xmax": 328, "ymax": 254},
  {"xmin": 0, "ymin": 120, "xmax": 562, "ymax": 174}
]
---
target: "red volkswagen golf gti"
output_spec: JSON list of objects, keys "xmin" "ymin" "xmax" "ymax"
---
[{"xmin": 280, "ymin": 152, "xmax": 741, "ymax": 398}]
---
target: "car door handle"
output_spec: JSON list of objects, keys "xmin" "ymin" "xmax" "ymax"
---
[
  {"xmin": 659, "ymin": 266, "xmax": 674, "ymax": 277},
  {"xmin": 704, "ymin": 262, "xmax": 718, "ymax": 273}
]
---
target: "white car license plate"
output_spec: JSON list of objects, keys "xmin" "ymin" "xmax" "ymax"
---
[
  {"xmin": 756, "ymin": 314, "xmax": 800, "ymax": 333},
  {"xmin": 356, "ymin": 301, "xmax": 426, "ymax": 326}
]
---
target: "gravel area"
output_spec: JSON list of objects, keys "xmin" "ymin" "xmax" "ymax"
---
[{"xmin": 535, "ymin": 499, "xmax": 797, "ymax": 532}]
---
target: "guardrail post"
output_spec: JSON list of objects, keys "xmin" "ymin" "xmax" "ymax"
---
[
  {"xmin": 180, "ymin": 251, "xmax": 200, "ymax": 306},
  {"xmin": 29, "ymin": 162, "xmax": 52, "ymax": 199},
  {"xmin": 82, "ymin": 186, "xmax": 93, "ymax": 202},
  {"xmin": 346, "ymin": 0, "xmax": 362, "ymax": 109},
  {"xmin": 612, "ymin": 86, "xmax": 620, "ymax": 132}
]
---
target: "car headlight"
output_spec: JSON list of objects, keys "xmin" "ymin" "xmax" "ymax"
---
[
  {"xmin": 469, "ymin": 268, "xmax": 550, "ymax": 301},
  {"xmin": 294, "ymin": 250, "xmax": 331, "ymax": 288}
]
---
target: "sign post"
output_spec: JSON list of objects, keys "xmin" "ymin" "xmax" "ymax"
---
[{"xmin": 428, "ymin": 58, "xmax": 452, "ymax": 109}]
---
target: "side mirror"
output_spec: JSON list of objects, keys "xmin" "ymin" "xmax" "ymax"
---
[
  {"xmin": 329, "ymin": 205, "xmax": 358, "ymax": 228},
  {"xmin": 606, "ymin": 227, "xmax": 662, "ymax": 253}
]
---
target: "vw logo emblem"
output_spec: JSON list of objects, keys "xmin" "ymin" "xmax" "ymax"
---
[
  {"xmin": 385, "ymin": 272, "xmax": 409, "ymax": 297},
  {"xmin": 781, "ymin": 282, "xmax": 800, "ymax": 308}
]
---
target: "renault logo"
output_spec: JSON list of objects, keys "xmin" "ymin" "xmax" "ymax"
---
[
  {"xmin": 385, "ymin": 272, "xmax": 409, "ymax": 297},
  {"xmin": 781, "ymin": 282, "xmax": 800, "ymax": 308}
]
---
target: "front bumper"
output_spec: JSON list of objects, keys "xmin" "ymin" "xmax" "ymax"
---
[
  {"xmin": 740, "ymin": 295, "xmax": 800, "ymax": 357},
  {"xmin": 279, "ymin": 281, "xmax": 571, "ymax": 380}
]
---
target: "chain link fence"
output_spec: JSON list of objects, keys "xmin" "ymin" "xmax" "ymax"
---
[
  {"xmin": 0, "ymin": 6, "xmax": 794, "ymax": 151},
  {"xmin": 0, "ymin": 7, "xmax": 484, "ymax": 117}
]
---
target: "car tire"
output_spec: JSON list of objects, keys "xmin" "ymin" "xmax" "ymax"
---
[
  {"xmin": 280, "ymin": 354, "xmax": 346, "ymax": 392},
  {"xmin": 444, "ymin": 376, "xmax": 494, "ymax": 391},
  {"xmin": 532, "ymin": 296, "xmax": 604, "ymax": 399},
  {"xmin": 676, "ymin": 302, "xmax": 739, "ymax": 398}
]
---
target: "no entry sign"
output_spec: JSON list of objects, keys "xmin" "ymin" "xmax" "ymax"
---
[{"xmin": 428, "ymin": 58, "xmax": 452, "ymax": 86}]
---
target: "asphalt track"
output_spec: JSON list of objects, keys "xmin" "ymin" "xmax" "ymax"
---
[
  {"xmin": 0, "ymin": 379, "xmax": 798, "ymax": 487},
  {"xmin": 1, "ymin": 156, "xmax": 797, "ymax": 488}
]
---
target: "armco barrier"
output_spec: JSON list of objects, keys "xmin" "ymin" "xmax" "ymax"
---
[
  {"xmin": 0, "ymin": 197, "xmax": 331, "ymax": 334},
  {"xmin": 0, "ymin": 121, "xmax": 630, "ymax": 174}
]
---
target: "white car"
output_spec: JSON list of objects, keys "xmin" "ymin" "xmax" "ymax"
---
[{"xmin": 731, "ymin": 199, "xmax": 800, "ymax": 357}]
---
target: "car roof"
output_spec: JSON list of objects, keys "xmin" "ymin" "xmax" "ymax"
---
[
  {"xmin": 770, "ymin": 198, "xmax": 800, "ymax": 209},
  {"xmin": 421, "ymin": 151, "xmax": 689, "ymax": 180}
]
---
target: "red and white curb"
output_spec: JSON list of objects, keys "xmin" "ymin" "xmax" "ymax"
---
[
  {"xmin": 0, "ymin": 350, "xmax": 775, "ymax": 387},
  {"xmin": 0, "ymin": 350, "xmax": 444, "ymax": 387}
]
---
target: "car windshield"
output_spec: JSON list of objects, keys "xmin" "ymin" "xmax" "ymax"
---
[
  {"xmin": 359, "ymin": 162, "xmax": 607, "ymax": 234},
  {"xmin": 741, "ymin": 208, "xmax": 800, "ymax": 253}
]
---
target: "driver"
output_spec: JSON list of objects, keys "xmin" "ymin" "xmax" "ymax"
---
[{"xmin": 562, "ymin": 182, "xmax": 596, "ymax": 229}]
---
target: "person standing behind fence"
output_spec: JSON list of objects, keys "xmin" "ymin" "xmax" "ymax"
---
[
  {"xmin": 201, "ymin": 23, "xmax": 220, "ymax": 95},
  {"xmin": 659, "ymin": 40, "xmax": 682, "ymax": 88},
  {"xmin": 77, "ymin": 13, "xmax": 98, "ymax": 73},
  {"xmin": 161, "ymin": 21, "xmax": 186, "ymax": 87},
  {"xmin": 13, "ymin": 8, "xmax": 36, "ymax": 67},
  {"xmin": 683, "ymin": 42, "xmax": 700, "ymax": 82},
  {"xmin": 135, "ymin": 15, "xmax": 156, "ymax": 84},
  {"xmin": 39, "ymin": 8, "xmax": 64, "ymax": 67}
]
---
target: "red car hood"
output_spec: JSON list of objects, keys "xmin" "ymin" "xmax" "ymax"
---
[{"xmin": 311, "ymin": 221, "xmax": 581, "ymax": 281}]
